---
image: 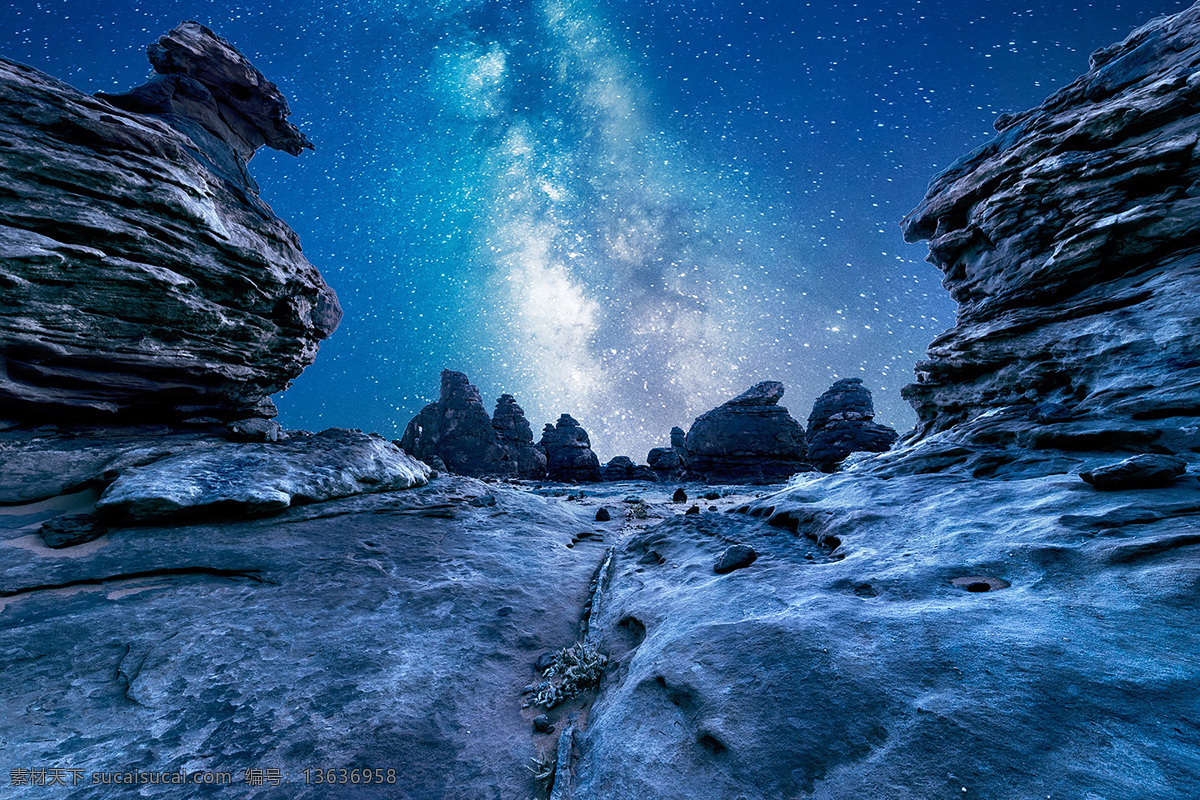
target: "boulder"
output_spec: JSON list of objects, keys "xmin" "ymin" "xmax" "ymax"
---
[
  {"xmin": 684, "ymin": 381, "xmax": 810, "ymax": 483},
  {"xmin": 713, "ymin": 543, "xmax": 758, "ymax": 574},
  {"xmin": 896, "ymin": 4, "xmax": 1200, "ymax": 476},
  {"xmin": 96, "ymin": 428, "xmax": 430, "ymax": 522},
  {"xmin": 0, "ymin": 24, "xmax": 339, "ymax": 424},
  {"xmin": 493, "ymin": 393, "xmax": 548, "ymax": 479},
  {"xmin": 538, "ymin": 415, "xmax": 601, "ymax": 483},
  {"xmin": 806, "ymin": 378, "xmax": 898, "ymax": 471},
  {"xmin": 0, "ymin": 426, "xmax": 223, "ymax": 504},
  {"xmin": 399, "ymin": 370, "xmax": 516, "ymax": 478}
]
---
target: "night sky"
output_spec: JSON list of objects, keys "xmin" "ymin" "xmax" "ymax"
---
[{"xmin": 1, "ymin": 0, "xmax": 1186, "ymax": 460}]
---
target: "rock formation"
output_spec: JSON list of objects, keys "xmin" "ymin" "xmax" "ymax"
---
[
  {"xmin": 0, "ymin": 22, "xmax": 340, "ymax": 424},
  {"xmin": 805, "ymin": 378, "xmax": 898, "ymax": 471},
  {"xmin": 97, "ymin": 428, "xmax": 429, "ymax": 522},
  {"xmin": 684, "ymin": 381, "xmax": 810, "ymax": 483},
  {"xmin": 400, "ymin": 370, "xmax": 517, "ymax": 478},
  {"xmin": 6, "ymin": 10, "xmax": 1200, "ymax": 800},
  {"xmin": 896, "ymin": 5, "xmax": 1200, "ymax": 477},
  {"xmin": 492, "ymin": 393, "xmax": 549, "ymax": 478},
  {"xmin": 599, "ymin": 456, "xmax": 657, "ymax": 482},
  {"xmin": 646, "ymin": 426, "xmax": 688, "ymax": 479},
  {"xmin": 95, "ymin": 21, "xmax": 313, "ymax": 187},
  {"xmin": 537, "ymin": 415, "xmax": 601, "ymax": 482}
]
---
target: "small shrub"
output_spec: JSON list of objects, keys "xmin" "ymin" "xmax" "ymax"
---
[
  {"xmin": 528, "ymin": 749, "xmax": 555, "ymax": 796},
  {"xmin": 533, "ymin": 640, "xmax": 608, "ymax": 709}
]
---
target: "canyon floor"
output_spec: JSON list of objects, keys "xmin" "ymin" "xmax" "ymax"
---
[{"xmin": 3, "ymin": 463, "xmax": 1197, "ymax": 799}]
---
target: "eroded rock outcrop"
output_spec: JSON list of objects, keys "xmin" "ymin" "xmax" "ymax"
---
[
  {"xmin": 538, "ymin": 414, "xmax": 601, "ymax": 482},
  {"xmin": 897, "ymin": 5, "xmax": 1200, "ymax": 476},
  {"xmin": 96, "ymin": 428, "xmax": 429, "ymax": 522},
  {"xmin": 493, "ymin": 393, "xmax": 548, "ymax": 479},
  {"xmin": 599, "ymin": 456, "xmax": 657, "ymax": 482},
  {"xmin": 95, "ymin": 21, "xmax": 313, "ymax": 188},
  {"xmin": 0, "ymin": 23, "xmax": 340, "ymax": 424},
  {"xmin": 646, "ymin": 426, "xmax": 688, "ymax": 480},
  {"xmin": 684, "ymin": 382, "xmax": 810, "ymax": 483},
  {"xmin": 400, "ymin": 370, "xmax": 516, "ymax": 478},
  {"xmin": 806, "ymin": 378, "xmax": 898, "ymax": 471}
]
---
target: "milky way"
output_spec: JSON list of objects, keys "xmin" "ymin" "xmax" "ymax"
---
[
  {"xmin": 443, "ymin": 0, "xmax": 762, "ymax": 452},
  {"xmin": 0, "ymin": 0, "xmax": 1186, "ymax": 459}
]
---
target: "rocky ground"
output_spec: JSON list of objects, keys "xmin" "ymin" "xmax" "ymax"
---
[
  {"xmin": 0, "ymin": 469, "xmax": 770, "ymax": 799},
  {"xmin": 3, "ymin": 460, "xmax": 1197, "ymax": 798}
]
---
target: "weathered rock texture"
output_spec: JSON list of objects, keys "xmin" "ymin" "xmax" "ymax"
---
[
  {"xmin": 97, "ymin": 22, "xmax": 312, "ymax": 180},
  {"xmin": 806, "ymin": 378, "xmax": 898, "ymax": 471},
  {"xmin": 400, "ymin": 370, "xmax": 516, "ymax": 478},
  {"xmin": 1, "ymin": 478, "xmax": 605, "ymax": 800},
  {"xmin": 647, "ymin": 426, "xmax": 689, "ymax": 480},
  {"xmin": 0, "ymin": 23, "xmax": 340, "ymax": 423},
  {"xmin": 898, "ymin": 5, "xmax": 1200, "ymax": 476},
  {"xmin": 492, "ymin": 393, "xmax": 548, "ymax": 478},
  {"xmin": 538, "ymin": 414, "xmax": 602, "ymax": 482},
  {"xmin": 685, "ymin": 382, "xmax": 810, "ymax": 483},
  {"xmin": 1080, "ymin": 452, "xmax": 1187, "ymax": 490},
  {"xmin": 96, "ymin": 428, "xmax": 429, "ymax": 522},
  {"xmin": 0, "ymin": 426, "xmax": 220, "ymax": 505},
  {"xmin": 575, "ymin": 467, "xmax": 1200, "ymax": 799}
]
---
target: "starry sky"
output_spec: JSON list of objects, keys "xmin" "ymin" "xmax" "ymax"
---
[{"xmin": 0, "ymin": 0, "xmax": 1187, "ymax": 460}]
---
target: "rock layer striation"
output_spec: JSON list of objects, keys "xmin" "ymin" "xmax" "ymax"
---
[
  {"xmin": 0, "ymin": 23, "xmax": 340, "ymax": 423},
  {"xmin": 898, "ymin": 5, "xmax": 1200, "ymax": 476}
]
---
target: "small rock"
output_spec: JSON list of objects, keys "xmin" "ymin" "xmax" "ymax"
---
[
  {"xmin": 685, "ymin": 505, "xmax": 700, "ymax": 515},
  {"xmin": 469, "ymin": 494, "xmax": 497, "ymax": 507},
  {"xmin": 672, "ymin": 488, "xmax": 688, "ymax": 503},
  {"xmin": 714, "ymin": 544, "xmax": 758, "ymax": 574},
  {"xmin": 1079, "ymin": 454, "xmax": 1187, "ymax": 490},
  {"xmin": 595, "ymin": 507, "xmax": 611, "ymax": 522},
  {"xmin": 535, "ymin": 651, "xmax": 557, "ymax": 672},
  {"xmin": 708, "ymin": 505, "xmax": 718, "ymax": 512},
  {"xmin": 702, "ymin": 490, "xmax": 721, "ymax": 500},
  {"xmin": 533, "ymin": 714, "xmax": 554, "ymax": 734},
  {"xmin": 38, "ymin": 513, "xmax": 107, "ymax": 549}
]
